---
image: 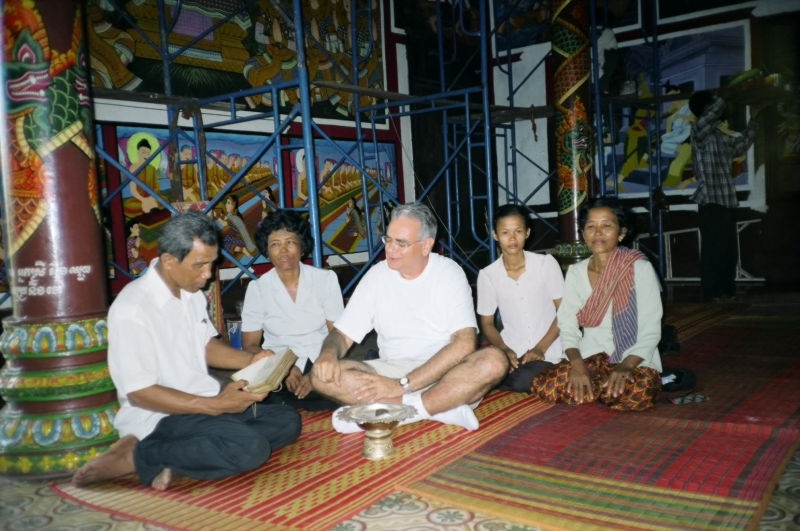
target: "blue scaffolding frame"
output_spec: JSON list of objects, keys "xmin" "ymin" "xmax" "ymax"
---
[
  {"xmin": 85, "ymin": 0, "xmax": 559, "ymax": 297},
  {"xmin": 590, "ymin": 0, "xmax": 667, "ymax": 276},
  {"xmin": 492, "ymin": 0, "xmax": 559, "ymax": 251}
]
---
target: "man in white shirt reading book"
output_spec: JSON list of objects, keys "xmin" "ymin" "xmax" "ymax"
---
[
  {"xmin": 73, "ymin": 213, "xmax": 301, "ymax": 490},
  {"xmin": 311, "ymin": 203, "xmax": 508, "ymax": 432}
]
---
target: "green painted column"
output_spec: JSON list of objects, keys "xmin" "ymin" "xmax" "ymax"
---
[
  {"xmin": 0, "ymin": 0, "xmax": 118, "ymax": 477},
  {"xmin": 551, "ymin": 0, "xmax": 594, "ymax": 271}
]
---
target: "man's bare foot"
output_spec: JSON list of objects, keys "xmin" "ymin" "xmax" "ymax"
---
[
  {"xmin": 151, "ymin": 468, "xmax": 173, "ymax": 491},
  {"xmin": 72, "ymin": 435, "xmax": 138, "ymax": 487}
]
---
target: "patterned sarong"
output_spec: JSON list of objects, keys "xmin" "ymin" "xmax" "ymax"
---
[{"xmin": 531, "ymin": 353, "xmax": 661, "ymax": 411}]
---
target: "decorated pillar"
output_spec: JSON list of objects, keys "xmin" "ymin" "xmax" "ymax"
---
[
  {"xmin": 551, "ymin": 0, "xmax": 594, "ymax": 270},
  {"xmin": 0, "ymin": 0, "xmax": 118, "ymax": 477}
]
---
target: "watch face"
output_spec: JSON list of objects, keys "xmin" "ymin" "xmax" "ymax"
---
[{"xmin": 400, "ymin": 377, "xmax": 409, "ymax": 385}]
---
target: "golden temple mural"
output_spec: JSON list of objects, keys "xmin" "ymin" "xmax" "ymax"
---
[{"xmin": 87, "ymin": 0, "xmax": 385, "ymax": 120}]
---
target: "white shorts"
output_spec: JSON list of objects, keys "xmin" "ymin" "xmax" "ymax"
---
[{"xmin": 363, "ymin": 358, "xmax": 422, "ymax": 379}]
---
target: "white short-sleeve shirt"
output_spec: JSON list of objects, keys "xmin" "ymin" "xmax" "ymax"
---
[
  {"xmin": 335, "ymin": 253, "xmax": 477, "ymax": 363},
  {"xmin": 108, "ymin": 259, "xmax": 220, "ymax": 440},
  {"xmin": 477, "ymin": 251, "xmax": 564, "ymax": 363},
  {"xmin": 241, "ymin": 263, "xmax": 344, "ymax": 369}
]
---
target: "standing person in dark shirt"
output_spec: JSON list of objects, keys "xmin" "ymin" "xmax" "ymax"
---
[{"xmin": 688, "ymin": 91, "xmax": 763, "ymax": 301}]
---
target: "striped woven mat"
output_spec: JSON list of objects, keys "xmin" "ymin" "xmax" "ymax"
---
[
  {"xmin": 663, "ymin": 302, "xmax": 746, "ymax": 341},
  {"xmin": 402, "ymin": 312, "xmax": 800, "ymax": 531},
  {"xmin": 53, "ymin": 392, "xmax": 551, "ymax": 531}
]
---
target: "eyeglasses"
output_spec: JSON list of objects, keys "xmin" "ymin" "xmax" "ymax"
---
[{"xmin": 381, "ymin": 235, "xmax": 422, "ymax": 250}]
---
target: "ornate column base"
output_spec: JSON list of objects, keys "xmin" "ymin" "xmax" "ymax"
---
[{"xmin": 0, "ymin": 317, "xmax": 119, "ymax": 478}]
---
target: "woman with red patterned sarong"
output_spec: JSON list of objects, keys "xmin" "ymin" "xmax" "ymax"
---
[{"xmin": 532, "ymin": 196, "xmax": 662, "ymax": 411}]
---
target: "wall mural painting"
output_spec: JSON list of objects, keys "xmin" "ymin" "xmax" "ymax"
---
[
  {"xmin": 116, "ymin": 127, "xmax": 173, "ymax": 277},
  {"xmin": 88, "ymin": 0, "xmax": 385, "ymax": 121},
  {"xmin": 493, "ymin": 0, "xmax": 551, "ymax": 50},
  {"xmin": 116, "ymin": 126, "xmax": 278, "ymax": 275},
  {"xmin": 289, "ymin": 139, "xmax": 398, "ymax": 256},
  {"xmin": 204, "ymin": 131, "xmax": 278, "ymax": 268},
  {"xmin": 605, "ymin": 24, "xmax": 752, "ymax": 196}
]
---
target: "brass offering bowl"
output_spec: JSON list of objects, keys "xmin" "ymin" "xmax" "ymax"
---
[{"xmin": 336, "ymin": 403, "xmax": 417, "ymax": 460}]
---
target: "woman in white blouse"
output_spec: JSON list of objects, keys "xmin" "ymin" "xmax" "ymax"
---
[
  {"xmin": 241, "ymin": 209, "xmax": 344, "ymax": 410},
  {"xmin": 477, "ymin": 204, "xmax": 564, "ymax": 392},
  {"xmin": 532, "ymin": 196, "xmax": 663, "ymax": 411}
]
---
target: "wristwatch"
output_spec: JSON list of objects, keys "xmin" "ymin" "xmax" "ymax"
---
[{"xmin": 399, "ymin": 376, "xmax": 411, "ymax": 394}]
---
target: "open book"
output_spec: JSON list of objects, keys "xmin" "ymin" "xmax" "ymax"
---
[{"xmin": 231, "ymin": 349, "xmax": 298, "ymax": 393}]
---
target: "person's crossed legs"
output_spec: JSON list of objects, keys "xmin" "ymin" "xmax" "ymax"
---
[
  {"xmin": 73, "ymin": 405, "xmax": 301, "ymax": 490},
  {"xmin": 312, "ymin": 347, "xmax": 507, "ymax": 432}
]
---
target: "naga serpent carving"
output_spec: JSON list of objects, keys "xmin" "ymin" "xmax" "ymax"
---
[
  {"xmin": 4, "ymin": 0, "xmax": 98, "ymax": 256},
  {"xmin": 551, "ymin": 0, "xmax": 592, "ymax": 219}
]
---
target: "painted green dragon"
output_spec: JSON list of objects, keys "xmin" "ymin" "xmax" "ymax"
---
[
  {"xmin": 4, "ymin": 0, "xmax": 98, "ymax": 256},
  {"xmin": 551, "ymin": 0, "xmax": 592, "ymax": 216}
]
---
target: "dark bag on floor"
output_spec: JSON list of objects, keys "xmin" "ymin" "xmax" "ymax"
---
[
  {"xmin": 497, "ymin": 360, "xmax": 553, "ymax": 393},
  {"xmin": 661, "ymin": 368, "xmax": 696, "ymax": 392}
]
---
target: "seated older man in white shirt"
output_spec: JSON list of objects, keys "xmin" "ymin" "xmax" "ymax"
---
[
  {"xmin": 73, "ymin": 213, "xmax": 301, "ymax": 490},
  {"xmin": 311, "ymin": 202, "xmax": 508, "ymax": 432}
]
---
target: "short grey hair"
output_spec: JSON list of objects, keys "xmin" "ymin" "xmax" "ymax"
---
[
  {"xmin": 158, "ymin": 212, "xmax": 219, "ymax": 262},
  {"xmin": 391, "ymin": 202, "xmax": 438, "ymax": 241}
]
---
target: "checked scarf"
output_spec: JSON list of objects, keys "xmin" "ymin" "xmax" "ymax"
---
[{"xmin": 577, "ymin": 247, "xmax": 647, "ymax": 363}]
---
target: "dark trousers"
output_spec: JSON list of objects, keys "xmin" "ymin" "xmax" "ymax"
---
[
  {"xmin": 497, "ymin": 360, "xmax": 553, "ymax": 393},
  {"xmin": 133, "ymin": 404, "xmax": 301, "ymax": 486},
  {"xmin": 698, "ymin": 203, "xmax": 738, "ymax": 300},
  {"xmin": 263, "ymin": 359, "xmax": 339, "ymax": 411}
]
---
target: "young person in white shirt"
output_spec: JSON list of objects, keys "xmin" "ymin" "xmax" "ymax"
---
[
  {"xmin": 477, "ymin": 204, "xmax": 564, "ymax": 392},
  {"xmin": 311, "ymin": 202, "xmax": 508, "ymax": 432},
  {"xmin": 72, "ymin": 213, "xmax": 301, "ymax": 490},
  {"xmin": 241, "ymin": 209, "xmax": 344, "ymax": 410}
]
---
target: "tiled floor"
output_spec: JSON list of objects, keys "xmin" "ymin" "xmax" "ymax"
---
[{"xmin": 1, "ymin": 449, "xmax": 797, "ymax": 531}]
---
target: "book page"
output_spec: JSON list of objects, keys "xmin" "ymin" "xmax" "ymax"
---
[{"xmin": 231, "ymin": 349, "xmax": 296, "ymax": 392}]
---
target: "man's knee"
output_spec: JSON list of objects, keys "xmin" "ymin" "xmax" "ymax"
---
[
  {"xmin": 233, "ymin": 407, "xmax": 302, "ymax": 471},
  {"xmin": 238, "ymin": 436, "xmax": 272, "ymax": 471},
  {"xmin": 309, "ymin": 372, "xmax": 326, "ymax": 393},
  {"xmin": 475, "ymin": 347, "xmax": 510, "ymax": 383},
  {"xmin": 253, "ymin": 405, "xmax": 302, "ymax": 450},
  {"xmin": 273, "ymin": 406, "xmax": 302, "ymax": 444}
]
